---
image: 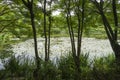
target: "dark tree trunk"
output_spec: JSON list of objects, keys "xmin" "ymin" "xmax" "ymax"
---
[
  {"xmin": 48, "ymin": 0, "xmax": 52, "ymax": 61},
  {"xmin": 65, "ymin": 1, "xmax": 80, "ymax": 79},
  {"xmin": 91, "ymin": 1, "xmax": 120, "ymax": 79},
  {"xmin": 92, "ymin": 0, "xmax": 120, "ymax": 63},
  {"xmin": 43, "ymin": 0, "xmax": 48, "ymax": 62},
  {"xmin": 43, "ymin": 0, "xmax": 53, "ymax": 79},
  {"xmin": 65, "ymin": 0, "xmax": 76, "ymax": 58},
  {"xmin": 112, "ymin": 43, "xmax": 120, "ymax": 64},
  {"xmin": 65, "ymin": 0, "xmax": 85, "ymax": 80},
  {"xmin": 29, "ymin": 5, "xmax": 41, "ymax": 80},
  {"xmin": 112, "ymin": 0, "xmax": 118, "ymax": 41},
  {"xmin": 29, "ymin": 2, "xmax": 40, "ymax": 70},
  {"xmin": 21, "ymin": 0, "xmax": 41, "ymax": 80}
]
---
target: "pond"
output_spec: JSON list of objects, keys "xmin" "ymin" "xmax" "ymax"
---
[
  {"xmin": 12, "ymin": 37, "xmax": 113, "ymax": 60},
  {"xmin": 0, "ymin": 37, "xmax": 114, "ymax": 70}
]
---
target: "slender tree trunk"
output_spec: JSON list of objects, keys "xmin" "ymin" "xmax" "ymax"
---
[
  {"xmin": 112, "ymin": 0, "xmax": 118, "ymax": 41},
  {"xmin": 65, "ymin": 0, "xmax": 76, "ymax": 58},
  {"xmin": 92, "ymin": 0, "xmax": 120, "ymax": 61},
  {"xmin": 75, "ymin": 1, "xmax": 81, "ymax": 80},
  {"xmin": 65, "ymin": 0, "xmax": 85, "ymax": 79},
  {"xmin": 43, "ymin": 0, "xmax": 52, "ymax": 79},
  {"xmin": 43, "ymin": 0, "xmax": 48, "ymax": 62},
  {"xmin": 21, "ymin": 0, "xmax": 41, "ymax": 79},
  {"xmin": 111, "ymin": 1, "xmax": 120, "ymax": 79},
  {"xmin": 29, "ymin": 3, "xmax": 40, "ymax": 71},
  {"xmin": 29, "ymin": 6, "xmax": 41, "ymax": 80},
  {"xmin": 48, "ymin": 0, "xmax": 52, "ymax": 60},
  {"xmin": 47, "ymin": 15, "xmax": 51, "ymax": 62},
  {"xmin": 111, "ymin": 0, "xmax": 120, "ymax": 65}
]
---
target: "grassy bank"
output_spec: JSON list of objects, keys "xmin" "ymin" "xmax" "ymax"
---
[{"xmin": 0, "ymin": 53, "xmax": 119, "ymax": 80}]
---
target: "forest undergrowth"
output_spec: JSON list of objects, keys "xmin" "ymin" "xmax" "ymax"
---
[{"xmin": 0, "ymin": 53, "xmax": 119, "ymax": 80}]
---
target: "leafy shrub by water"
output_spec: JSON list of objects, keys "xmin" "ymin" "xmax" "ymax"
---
[{"xmin": 0, "ymin": 53, "xmax": 119, "ymax": 80}]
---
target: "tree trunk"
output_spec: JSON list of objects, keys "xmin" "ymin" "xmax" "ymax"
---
[
  {"xmin": 112, "ymin": 43, "xmax": 120, "ymax": 64},
  {"xmin": 74, "ymin": 56, "xmax": 81, "ymax": 80},
  {"xmin": 43, "ymin": 0, "xmax": 48, "ymax": 62},
  {"xmin": 92, "ymin": 0, "xmax": 120, "ymax": 64},
  {"xmin": 48, "ymin": 0, "xmax": 52, "ymax": 61},
  {"xmin": 92, "ymin": 1, "xmax": 120, "ymax": 79},
  {"xmin": 21, "ymin": 0, "xmax": 41, "ymax": 79},
  {"xmin": 65, "ymin": 0, "xmax": 85, "ymax": 79}
]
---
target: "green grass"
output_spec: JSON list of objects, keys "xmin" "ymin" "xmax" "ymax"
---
[{"xmin": 0, "ymin": 53, "xmax": 119, "ymax": 80}]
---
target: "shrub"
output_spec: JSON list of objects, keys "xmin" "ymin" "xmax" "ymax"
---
[
  {"xmin": 92, "ymin": 54, "xmax": 115, "ymax": 80},
  {"xmin": 0, "ymin": 53, "xmax": 118, "ymax": 80}
]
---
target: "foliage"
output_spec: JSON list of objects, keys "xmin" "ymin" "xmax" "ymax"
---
[
  {"xmin": 92, "ymin": 55, "xmax": 116, "ymax": 80},
  {"xmin": 0, "ymin": 53, "xmax": 118, "ymax": 80},
  {"xmin": 0, "ymin": 0, "xmax": 120, "ymax": 80},
  {"xmin": 58, "ymin": 53, "xmax": 92, "ymax": 80},
  {"xmin": 0, "ymin": 33, "xmax": 13, "ymax": 59},
  {"xmin": 0, "ymin": 55, "xmax": 35, "ymax": 80}
]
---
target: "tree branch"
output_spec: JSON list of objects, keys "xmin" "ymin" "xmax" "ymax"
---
[
  {"xmin": 0, "ymin": 19, "xmax": 18, "ymax": 33},
  {"xmin": 22, "ymin": 0, "xmax": 28, "ymax": 7}
]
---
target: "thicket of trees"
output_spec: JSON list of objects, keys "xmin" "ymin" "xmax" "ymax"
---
[
  {"xmin": 92, "ymin": 0, "xmax": 120, "ymax": 65},
  {"xmin": 0, "ymin": 0, "xmax": 120, "ymax": 80}
]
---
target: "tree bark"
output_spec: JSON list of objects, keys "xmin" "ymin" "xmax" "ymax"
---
[
  {"xmin": 65, "ymin": 0, "xmax": 85, "ymax": 79},
  {"xmin": 48, "ymin": 0, "xmax": 52, "ymax": 61},
  {"xmin": 22, "ymin": 0, "xmax": 41, "ymax": 79},
  {"xmin": 92, "ymin": 0, "xmax": 120, "ymax": 67},
  {"xmin": 43, "ymin": 0, "xmax": 48, "ymax": 62}
]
